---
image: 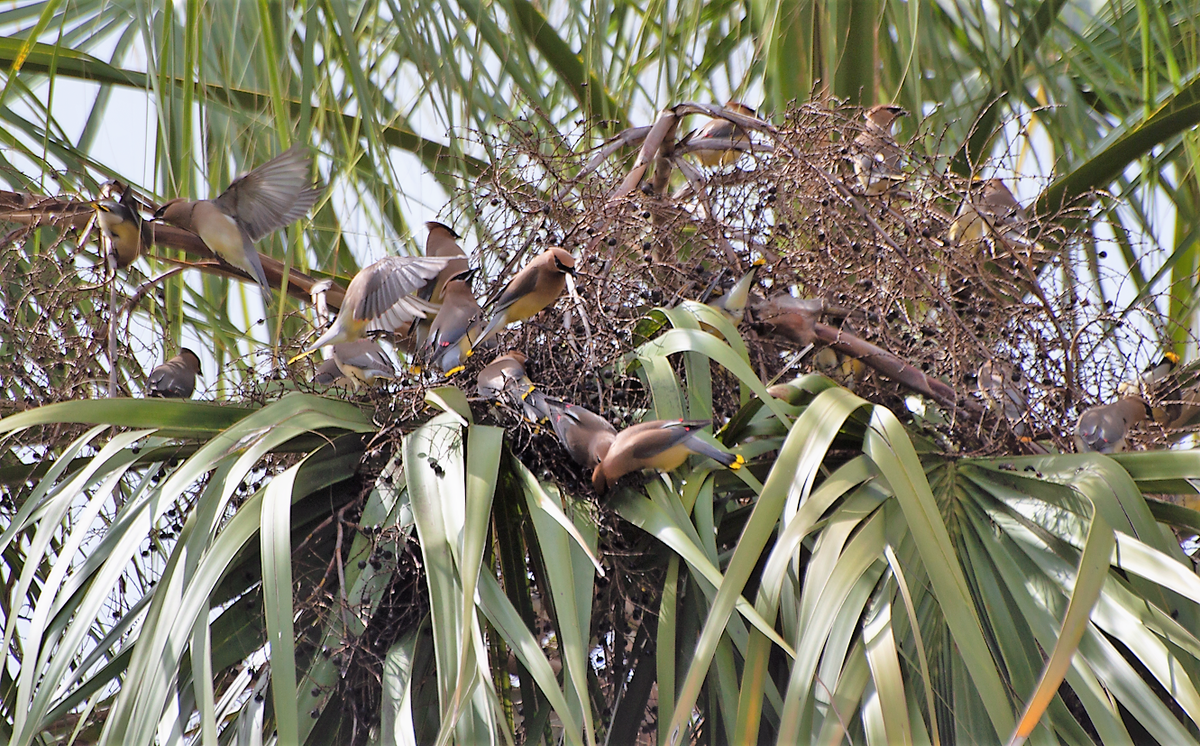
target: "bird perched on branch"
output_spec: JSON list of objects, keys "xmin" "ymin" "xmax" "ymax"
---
[
  {"xmin": 147, "ymin": 349, "xmax": 202, "ymax": 399},
  {"xmin": 476, "ymin": 351, "xmax": 552, "ymax": 423},
  {"xmin": 707, "ymin": 259, "xmax": 764, "ymax": 324},
  {"xmin": 330, "ymin": 340, "xmax": 396, "ymax": 387},
  {"xmin": 154, "ymin": 145, "xmax": 320, "ymax": 303},
  {"xmin": 94, "ymin": 184, "xmax": 151, "ymax": 270},
  {"xmin": 1117, "ymin": 352, "xmax": 1179, "ymax": 398},
  {"xmin": 475, "ymin": 248, "xmax": 575, "ymax": 346},
  {"xmin": 547, "ymin": 400, "xmax": 617, "ymax": 469},
  {"xmin": 947, "ymin": 178, "xmax": 1034, "ymax": 249},
  {"xmin": 1075, "ymin": 397, "xmax": 1148, "ymax": 453},
  {"xmin": 688, "ymin": 101, "xmax": 757, "ymax": 167},
  {"xmin": 976, "ymin": 361, "xmax": 1030, "ymax": 436},
  {"xmin": 849, "ymin": 104, "xmax": 907, "ymax": 195},
  {"xmin": 423, "ymin": 269, "xmax": 482, "ymax": 375},
  {"xmin": 291, "ymin": 255, "xmax": 453, "ymax": 362},
  {"xmin": 592, "ymin": 419, "xmax": 743, "ymax": 495}
]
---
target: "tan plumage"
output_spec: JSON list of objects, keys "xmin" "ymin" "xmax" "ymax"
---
[
  {"xmin": 850, "ymin": 104, "xmax": 907, "ymax": 195},
  {"xmin": 691, "ymin": 101, "xmax": 756, "ymax": 167},
  {"xmin": 475, "ymin": 351, "xmax": 551, "ymax": 422},
  {"xmin": 592, "ymin": 419, "xmax": 744, "ymax": 495},
  {"xmin": 547, "ymin": 400, "xmax": 617, "ymax": 468},
  {"xmin": 294, "ymin": 255, "xmax": 453, "ymax": 359},
  {"xmin": 154, "ymin": 145, "xmax": 320, "ymax": 302},
  {"xmin": 1075, "ymin": 397, "xmax": 1147, "ymax": 453},
  {"xmin": 331, "ymin": 340, "xmax": 395, "ymax": 386},
  {"xmin": 147, "ymin": 349, "xmax": 202, "ymax": 399},
  {"xmin": 749, "ymin": 294, "xmax": 823, "ymax": 348},
  {"xmin": 977, "ymin": 361, "xmax": 1029, "ymax": 435},
  {"xmin": 95, "ymin": 188, "xmax": 151, "ymax": 269},
  {"xmin": 421, "ymin": 221, "xmax": 470, "ymax": 304},
  {"xmin": 423, "ymin": 271, "xmax": 482, "ymax": 375},
  {"xmin": 708, "ymin": 259, "xmax": 764, "ymax": 323},
  {"xmin": 947, "ymin": 178, "xmax": 1031, "ymax": 247},
  {"xmin": 476, "ymin": 248, "xmax": 575, "ymax": 345}
]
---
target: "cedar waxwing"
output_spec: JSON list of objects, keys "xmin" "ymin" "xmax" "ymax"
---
[
  {"xmin": 1075, "ymin": 397, "xmax": 1147, "ymax": 453},
  {"xmin": 947, "ymin": 178, "xmax": 1032, "ymax": 248},
  {"xmin": 331, "ymin": 340, "xmax": 396, "ymax": 386},
  {"xmin": 475, "ymin": 351, "xmax": 551, "ymax": 422},
  {"xmin": 154, "ymin": 145, "xmax": 320, "ymax": 303},
  {"xmin": 690, "ymin": 102, "xmax": 756, "ymax": 167},
  {"xmin": 1117, "ymin": 352, "xmax": 1179, "ymax": 397},
  {"xmin": 707, "ymin": 259, "xmax": 764, "ymax": 323},
  {"xmin": 147, "ymin": 349, "xmax": 202, "ymax": 399},
  {"xmin": 94, "ymin": 189, "xmax": 151, "ymax": 269},
  {"xmin": 850, "ymin": 104, "xmax": 907, "ymax": 195},
  {"xmin": 977, "ymin": 361, "xmax": 1029, "ymax": 435},
  {"xmin": 423, "ymin": 270, "xmax": 482, "ymax": 375},
  {"xmin": 312, "ymin": 357, "xmax": 345, "ymax": 386},
  {"xmin": 547, "ymin": 399, "xmax": 617, "ymax": 469},
  {"xmin": 591, "ymin": 419, "xmax": 744, "ymax": 495},
  {"xmin": 421, "ymin": 221, "xmax": 470, "ymax": 304},
  {"xmin": 812, "ymin": 346, "xmax": 866, "ymax": 390},
  {"xmin": 749, "ymin": 294, "xmax": 822, "ymax": 348},
  {"xmin": 292, "ymin": 255, "xmax": 453, "ymax": 360},
  {"xmin": 476, "ymin": 248, "xmax": 575, "ymax": 345}
]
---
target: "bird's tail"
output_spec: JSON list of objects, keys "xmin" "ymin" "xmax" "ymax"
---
[
  {"xmin": 513, "ymin": 384, "xmax": 551, "ymax": 423},
  {"xmin": 683, "ymin": 435, "xmax": 744, "ymax": 470}
]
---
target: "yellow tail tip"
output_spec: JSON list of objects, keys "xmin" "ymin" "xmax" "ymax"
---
[
  {"xmin": 521, "ymin": 386, "xmax": 536, "ymax": 401},
  {"xmin": 464, "ymin": 349, "xmax": 473, "ymax": 359},
  {"xmin": 729, "ymin": 454, "xmax": 745, "ymax": 469},
  {"xmin": 409, "ymin": 365, "xmax": 423, "ymax": 376},
  {"xmin": 288, "ymin": 349, "xmax": 316, "ymax": 365},
  {"xmin": 445, "ymin": 365, "xmax": 465, "ymax": 376},
  {"xmin": 1167, "ymin": 351, "xmax": 1181, "ymax": 364},
  {"xmin": 752, "ymin": 258, "xmax": 766, "ymax": 267}
]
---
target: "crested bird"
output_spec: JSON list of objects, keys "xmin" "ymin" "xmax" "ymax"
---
[
  {"xmin": 475, "ymin": 351, "xmax": 551, "ymax": 422},
  {"xmin": 422, "ymin": 269, "xmax": 482, "ymax": 375},
  {"xmin": 154, "ymin": 145, "xmax": 320, "ymax": 303},
  {"xmin": 707, "ymin": 259, "xmax": 764, "ymax": 324},
  {"xmin": 689, "ymin": 101, "xmax": 757, "ymax": 167},
  {"xmin": 475, "ymin": 248, "xmax": 575, "ymax": 346},
  {"xmin": 850, "ymin": 104, "xmax": 907, "ymax": 195},
  {"xmin": 331, "ymin": 340, "xmax": 396, "ymax": 387},
  {"xmin": 421, "ymin": 221, "xmax": 470, "ymax": 304},
  {"xmin": 1075, "ymin": 397, "xmax": 1147, "ymax": 453},
  {"xmin": 977, "ymin": 361, "xmax": 1029, "ymax": 435},
  {"xmin": 1117, "ymin": 352, "xmax": 1179, "ymax": 398},
  {"xmin": 592, "ymin": 419, "xmax": 744, "ymax": 495},
  {"xmin": 947, "ymin": 178, "xmax": 1033, "ymax": 248},
  {"xmin": 291, "ymin": 255, "xmax": 453, "ymax": 361},
  {"xmin": 547, "ymin": 399, "xmax": 617, "ymax": 469},
  {"xmin": 312, "ymin": 357, "xmax": 345, "ymax": 386},
  {"xmin": 147, "ymin": 349, "xmax": 202, "ymax": 399},
  {"xmin": 94, "ymin": 188, "xmax": 151, "ymax": 270}
]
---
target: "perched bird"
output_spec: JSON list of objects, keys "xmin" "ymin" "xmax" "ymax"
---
[
  {"xmin": 976, "ymin": 361, "xmax": 1029, "ymax": 435},
  {"xmin": 707, "ymin": 259, "xmax": 764, "ymax": 323},
  {"xmin": 154, "ymin": 145, "xmax": 320, "ymax": 302},
  {"xmin": 292, "ymin": 255, "xmax": 453, "ymax": 360},
  {"xmin": 312, "ymin": 357, "xmax": 345, "ymax": 386},
  {"xmin": 850, "ymin": 104, "xmax": 907, "ymax": 195},
  {"xmin": 749, "ymin": 294, "xmax": 823, "ymax": 348},
  {"xmin": 423, "ymin": 270, "xmax": 482, "ymax": 375},
  {"xmin": 547, "ymin": 400, "xmax": 617, "ymax": 469},
  {"xmin": 1075, "ymin": 398, "xmax": 1147, "ymax": 453},
  {"xmin": 476, "ymin": 248, "xmax": 575, "ymax": 346},
  {"xmin": 1117, "ymin": 352, "xmax": 1179, "ymax": 397},
  {"xmin": 475, "ymin": 351, "xmax": 551, "ymax": 422},
  {"xmin": 94, "ymin": 188, "xmax": 151, "ymax": 269},
  {"xmin": 947, "ymin": 178, "xmax": 1032, "ymax": 248},
  {"xmin": 420, "ymin": 221, "xmax": 470, "ymax": 304},
  {"xmin": 689, "ymin": 102, "xmax": 757, "ymax": 167},
  {"xmin": 592, "ymin": 419, "xmax": 744, "ymax": 495},
  {"xmin": 331, "ymin": 340, "xmax": 396, "ymax": 386},
  {"xmin": 147, "ymin": 349, "xmax": 202, "ymax": 399}
]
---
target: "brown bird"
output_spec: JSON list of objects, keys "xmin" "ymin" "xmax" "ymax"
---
[
  {"xmin": 690, "ymin": 102, "xmax": 757, "ymax": 167},
  {"xmin": 475, "ymin": 351, "xmax": 551, "ymax": 422},
  {"xmin": 749, "ymin": 295, "xmax": 822, "ymax": 348},
  {"xmin": 331, "ymin": 340, "xmax": 396, "ymax": 386},
  {"xmin": 94, "ymin": 186, "xmax": 151, "ymax": 270},
  {"xmin": 154, "ymin": 145, "xmax": 320, "ymax": 302},
  {"xmin": 420, "ymin": 221, "xmax": 470, "ymax": 304},
  {"xmin": 292, "ymin": 255, "xmax": 453, "ymax": 360},
  {"xmin": 423, "ymin": 270, "xmax": 482, "ymax": 375},
  {"xmin": 850, "ymin": 104, "xmax": 907, "ymax": 195},
  {"xmin": 1075, "ymin": 398, "xmax": 1147, "ymax": 453},
  {"xmin": 977, "ymin": 361, "xmax": 1029, "ymax": 435},
  {"xmin": 547, "ymin": 400, "xmax": 617, "ymax": 469},
  {"xmin": 476, "ymin": 248, "xmax": 575, "ymax": 345},
  {"xmin": 947, "ymin": 178, "xmax": 1032, "ymax": 248},
  {"xmin": 592, "ymin": 419, "xmax": 744, "ymax": 495},
  {"xmin": 147, "ymin": 349, "xmax": 202, "ymax": 399},
  {"xmin": 312, "ymin": 357, "xmax": 345, "ymax": 386}
]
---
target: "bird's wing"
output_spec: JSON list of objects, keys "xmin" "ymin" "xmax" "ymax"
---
[
  {"xmin": 337, "ymin": 342, "xmax": 395, "ymax": 378},
  {"xmin": 214, "ymin": 145, "xmax": 321, "ymax": 240},
  {"xmin": 357, "ymin": 257, "xmax": 450, "ymax": 332},
  {"xmin": 490, "ymin": 265, "xmax": 541, "ymax": 314}
]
